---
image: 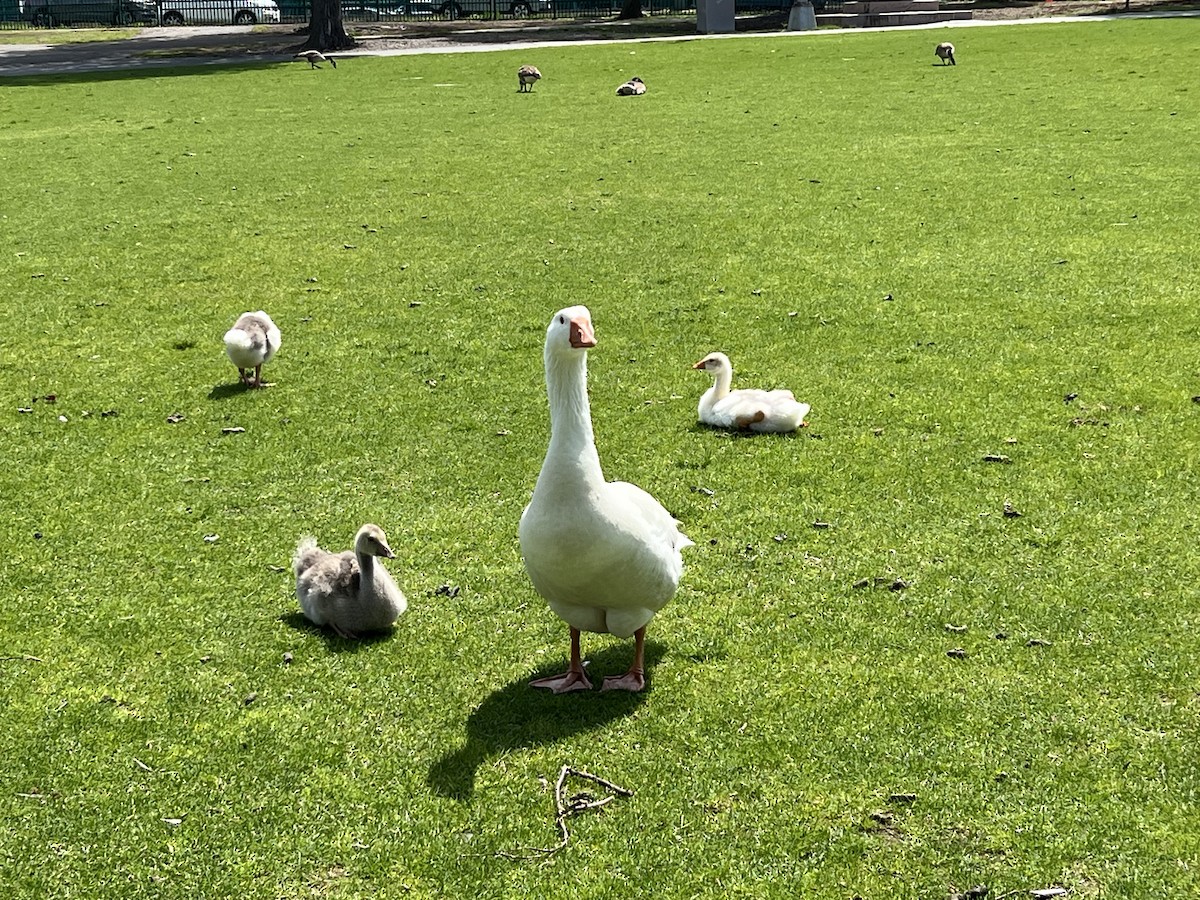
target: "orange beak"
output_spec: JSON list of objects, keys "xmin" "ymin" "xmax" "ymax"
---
[
  {"xmin": 692, "ymin": 359, "xmax": 708, "ymax": 370},
  {"xmin": 569, "ymin": 316, "xmax": 596, "ymax": 349}
]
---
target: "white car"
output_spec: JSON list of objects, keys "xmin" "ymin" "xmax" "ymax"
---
[{"xmin": 158, "ymin": 0, "xmax": 280, "ymax": 25}]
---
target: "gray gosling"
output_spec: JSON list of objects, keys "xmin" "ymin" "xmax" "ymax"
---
[{"xmin": 294, "ymin": 524, "xmax": 408, "ymax": 640}]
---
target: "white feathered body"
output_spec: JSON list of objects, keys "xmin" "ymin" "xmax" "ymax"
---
[
  {"xmin": 519, "ymin": 307, "xmax": 691, "ymax": 639},
  {"xmin": 695, "ymin": 351, "xmax": 809, "ymax": 433},
  {"xmin": 223, "ymin": 311, "xmax": 280, "ymax": 371},
  {"xmin": 294, "ymin": 529, "xmax": 406, "ymax": 635}
]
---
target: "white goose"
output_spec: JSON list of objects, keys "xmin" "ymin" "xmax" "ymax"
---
[
  {"xmin": 519, "ymin": 306, "xmax": 692, "ymax": 693},
  {"xmin": 224, "ymin": 310, "xmax": 281, "ymax": 388},
  {"xmin": 693, "ymin": 351, "xmax": 810, "ymax": 433},
  {"xmin": 294, "ymin": 524, "xmax": 407, "ymax": 639}
]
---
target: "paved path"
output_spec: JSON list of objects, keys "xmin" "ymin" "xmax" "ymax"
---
[{"xmin": 0, "ymin": 10, "xmax": 1195, "ymax": 78}]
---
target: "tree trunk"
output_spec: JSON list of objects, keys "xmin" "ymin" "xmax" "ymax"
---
[
  {"xmin": 304, "ymin": 0, "xmax": 356, "ymax": 51},
  {"xmin": 616, "ymin": 0, "xmax": 643, "ymax": 18}
]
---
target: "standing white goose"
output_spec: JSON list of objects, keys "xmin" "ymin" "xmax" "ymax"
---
[
  {"xmin": 692, "ymin": 351, "xmax": 810, "ymax": 433},
  {"xmin": 294, "ymin": 524, "xmax": 407, "ymax": 639},
  {"xmin": 519, "ymin": 306, "xmax": 692, "ymax": 693},
  {"xmin": 223, "ymin": 310, "xmax": 281, "ymax": 388}
]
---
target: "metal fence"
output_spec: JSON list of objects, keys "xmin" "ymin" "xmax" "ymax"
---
[{"xmin": 0, "ymin": 0, "xmax": 807, "ymax": 28}]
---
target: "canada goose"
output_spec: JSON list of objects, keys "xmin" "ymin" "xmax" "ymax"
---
[
  {"xmin": 616, "ymin": 76, "xmax": 646, "ymax": 96},
  {"xmin": 295, "ymin": 50, "xmax": 336, "ymax": 69}
]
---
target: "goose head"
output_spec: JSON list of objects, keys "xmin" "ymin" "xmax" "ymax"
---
[
  {"xmin": 692, "ymin": 351, "xmax": 732, "ymax": 374},
  {"xmin": 354, "ymin": 524, "xmax": 395, "ymax": 559},
  {"xmin": 546, "ymin": 305, "xmax": 597, "ymax": 354}
]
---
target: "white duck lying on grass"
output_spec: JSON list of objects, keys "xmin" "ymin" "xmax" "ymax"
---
[
  {"xmin": 519, "ymin": 305, "xmax": 692, "ymax": 693},
  {"xmin": 294, "ymin": 524, "xmax": 407, "ymax": 639},
  {"xmin": 223, "ymin": 310, "xmax": 280, "ymax": 388},
  {"xmin": 692, "ymin": 351, "xmax": 810, "ymax": 433}
]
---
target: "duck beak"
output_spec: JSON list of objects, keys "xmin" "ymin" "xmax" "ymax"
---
[{"xmin": 569, "ymin": 316, "xmax": 596, "ymax": 349}]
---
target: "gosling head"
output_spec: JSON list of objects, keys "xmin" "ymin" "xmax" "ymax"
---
[{"xmin": 354, "ymin": 524, "xmax": 395, "ymax": 559}]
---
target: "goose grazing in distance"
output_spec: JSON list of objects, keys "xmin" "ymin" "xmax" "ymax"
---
[
  {"xmin": 295, "ymin": 50, "xmax": 336, "ymax": 69},
  {"xmin": 294, "ymin": 524, "xmax": 408, "ymax": 639},
  {"xmin": 616, "ymin": 76, "xmax": 646, "ymax": 96},
  {"xmin": 223, "ymin": 310, "xmax": 281, "ymax": 388},
  {"xmin": 517, "ymin": 64, "xmax": 541, "ymax": 92},
  {"xmin": 519, "ymin": 306, "xmax": 692, "ymax": 693},
  {"xmin": 935, "ymin": 42, "xmax": 956, "ymax": 65},
  {"xmin": 692, "ymin": 351, "xmax": 810, "ymax": 433}
]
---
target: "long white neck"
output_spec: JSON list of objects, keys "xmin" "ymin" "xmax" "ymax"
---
[
  {"xmin": 537, "ymin": 346, "xmax": 605, "ymax": 493},
  {"xmin": 699, "ymin": 365, "xmax": 733, "ymax": 416}
]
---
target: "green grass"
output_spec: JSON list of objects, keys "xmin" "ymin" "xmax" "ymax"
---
[
  {"xmin": 1, "ymin": 18, "xmax": 1199, "ymax": 899},
  {"xmin": 0, "ymin": 27, "xmax": 141, "ymax": 44}
]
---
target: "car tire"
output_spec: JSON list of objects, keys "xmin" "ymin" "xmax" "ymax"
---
[
  {"xmin": 161, "ymin": 9, "xmax": 185, "ymax": 23},
  {"xmin": 31, "ymin": 9, "xmax": 54, "ymax": 25},
  {"xmin": 233, "ymin": 9, "xmax": 257, "ymax": 23},
  {"xmin": 439, "ymin": 1, "xmax": 462, "ymax": 17},
  {"xmin": 113, "ymin": 9, "xmax": 133, "ymax": 24},
  {"xmin": 510, "ymin": 0, "xmax": 531, "ymax": 13}
]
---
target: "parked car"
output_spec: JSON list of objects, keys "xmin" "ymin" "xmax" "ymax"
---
[
  {"xmin": 20, "ymin": 0, "xmax": 156, "ymax": 25},
  {"xmin": 438, "ymin": 0, "xmax": 549, "ymax": 17},
  {"xmin": 342, "ymin": 0, "xmax": 437, "ymax": 18},
  {"xmin": 157, "ymin": 0, "xmax": 280, "ymax": 25}
]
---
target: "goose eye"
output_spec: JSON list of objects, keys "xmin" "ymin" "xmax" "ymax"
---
[{"xmin": 558, "ymin": 315, "xmax": 565, "ymax": 324}]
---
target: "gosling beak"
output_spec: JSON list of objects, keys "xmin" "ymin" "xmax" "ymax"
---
[{"xmin": 692, "ymin": 359, "xmax": 709, "ymax": 370}]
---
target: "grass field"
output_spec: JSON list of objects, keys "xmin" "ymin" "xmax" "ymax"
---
[{"xmin": 1, "ymin": 17, "xmax": 1198, "ymax": 899}]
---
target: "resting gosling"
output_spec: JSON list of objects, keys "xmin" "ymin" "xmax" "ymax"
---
[
  {"xmin": 517, "ymin": 64, "xmax": 541, "ymax": 92},
  {"xmin": 935, "ymin": 42, "xmax": 956, "ymax": 66},
  {"xmin": 295, "ymin": 50, "xmax": 337, "ymax": 69},
  {"xmin": 223, "ymin": 310, "xmax": 280, "ymax": 388},
  {"xmin": 294, "ymin": 524, "xmax": 408, "ymax": 639}
]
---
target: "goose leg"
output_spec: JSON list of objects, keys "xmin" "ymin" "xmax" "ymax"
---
[
  {"xmin": 601, "ymin": 627, "xmax": 647, "ymax": 692},
  {"xmin": 331, "ymin": 621, "xmax": 358, "ymax": 640},
  {"xmin": 253, "ymin": 364, "xmax": 263, "ymax": 387},
  {"xmin": 531, "ymin": 627, "xmax": 592, "ymax": 693}
]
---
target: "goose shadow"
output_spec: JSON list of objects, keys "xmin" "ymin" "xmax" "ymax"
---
[
  {"xmin": 278, "ymin": 611, "xmax": 397, "ymax": 654},
  {"xmin": 207, "ymin": 382, "xmax": 254, "ymax": 401},
  {"xmin": 427, "ymin": 641, "xmax": 665, "ymax": 800}
]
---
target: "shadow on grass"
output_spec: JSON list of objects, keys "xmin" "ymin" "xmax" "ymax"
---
[
  {"xmin": 427, "ymin": 641, "xmax": 664, "ymax": 800},
  {"xmin": 207, "ymin": 382, "xmax": 253, "ymax": 400},
  {"xmin": 278, "ymin": 610, "xmax": 398, "ymax": 653}
]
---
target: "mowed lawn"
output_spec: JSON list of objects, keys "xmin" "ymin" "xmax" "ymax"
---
[{"xmin": 0, "ymin": 17, "xmax": 1197, "ymax": 898}]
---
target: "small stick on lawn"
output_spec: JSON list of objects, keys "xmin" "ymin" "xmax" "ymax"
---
[
  {"xmin": 0, "ymin": 655, "xmax": 43, "ymax": 663},
  {"xmin": 498, "ymin": 765, "xmax": 633, "ymax": 860}
]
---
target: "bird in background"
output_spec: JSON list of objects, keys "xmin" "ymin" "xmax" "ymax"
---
[
  {"xmin": 935, "ymin": 42, "xmax": 956, "ymax": 65},
  {"xmin": 616, "ymin": 76, "xmax": 646, "ymax": 96},
  {"xmin": 517, "ymin": 64, "xmax": 541, "ymax": 92},
  {"xmin": 296, "ymin": 50, "xmax": 337, "ymax": 69},
  {"xmin": 223, "ymin": 310, "xmax": 280, "ymax": 388}
]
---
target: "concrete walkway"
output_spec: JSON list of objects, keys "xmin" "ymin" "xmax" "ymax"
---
[{"xmin": 0, "ymin": 9, "xmax": 1195, "ymax": 78}]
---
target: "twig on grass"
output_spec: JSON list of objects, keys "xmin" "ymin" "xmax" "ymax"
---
[
  {"xmin": 0, "ymin": 654, "xmax": 43, "ymax": 663},
  {"xmin": 498, "ymin": 765, "xmax": 633, "ymax": 860}
]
